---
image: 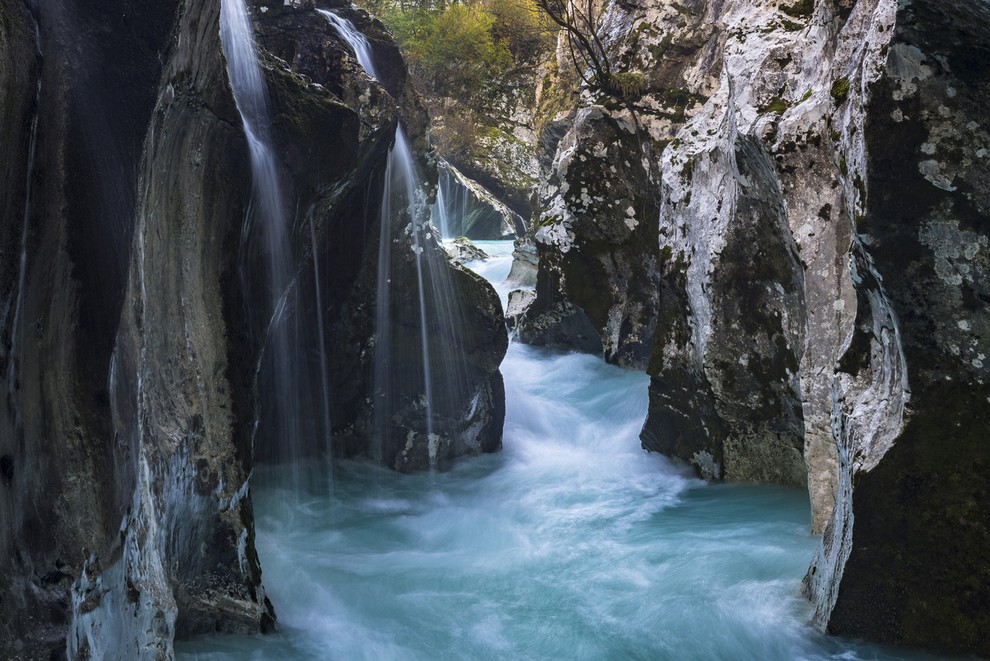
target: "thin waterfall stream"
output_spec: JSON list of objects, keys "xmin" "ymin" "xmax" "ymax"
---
[
  {"xmin": 318, "ymin": 9, "xmax": 381, "ymax": 79},
  {"xmin": 327, "ymin": 10, "xmax": 460, "ymax": 467},
  {"xmin": 3, "ymin": 15, "xmax": 42, "ymax": 452},
  {"xmin": 371, "ymin": 125, "xmax": 431, "ymax": 466},
  {"xmin": 222, "ymin": 0, "xmax": 331, "ymax": 472}
]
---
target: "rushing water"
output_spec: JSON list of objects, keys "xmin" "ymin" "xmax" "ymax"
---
[{"xmin": 179, "ymin": 242, "xmax": 953, "ymax": 661}]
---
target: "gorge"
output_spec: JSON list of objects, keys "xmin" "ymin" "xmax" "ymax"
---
[{"xmin": 0, "ymin": 0, "xmax": 987, "ymax": 659}]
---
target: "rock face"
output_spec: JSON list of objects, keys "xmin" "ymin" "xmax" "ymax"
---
[
  {"xmin": 805, "ymin": 1, "xmax": 990, "ymax": 655},
  {"xmin": 505, "ymin": 237, "xmax": 539, "ymax": 288},
  {"xmin": 436, "ymin": 162, "xmax": 522, "ymax": 239},
  {"xmin": 0, "ymin": 0, "xmax": 507, "ymax": 657},
  {"xmin": 526, "ymin": 0, "xmax": 989, "ymax": 655},
  {"xmin": 0, "ymin": 0, "xmax": 281, "ymax": 656},
  {"xmin": 430, "ymin": 56, "xmax": 547, "ymax": 225},
  {"xmin": 249, "ymin": 1, "xmax": 507, "ymax": 471}
]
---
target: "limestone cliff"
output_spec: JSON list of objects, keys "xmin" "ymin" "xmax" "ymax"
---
[{"xmin": 524, "ymin": 0, "xmax": 989, "ymax": 655}]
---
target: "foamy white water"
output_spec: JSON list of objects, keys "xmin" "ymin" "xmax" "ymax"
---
[{"xmin": 179, "ymin": 243, "xmax": 951, "ymax": 661}]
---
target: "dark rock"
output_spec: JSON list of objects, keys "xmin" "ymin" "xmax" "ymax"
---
[
  {"xmin": 509, "ymin": 276, "xmax": 603, "ymax": 356},
  {"xmin": 70, "ymin": 0, "xmax": 276, "ymax": 654},
  {"xmin": 0, "ymin": 0, "xmax": 508, "ymax": 656},
  {"xmin": 246, "ymin": 0, "xmax": 508, "ymax": 472},
  {"xmin": 531, "ymin": 106, "xmax": 661, "ymax": 369},
  {"xmin": 376, "ymin": 249, "xmax": 508, "ymax": 472},
  {"xmin": 643, "ymin": 135, "xmax": 807, "ymax": 485},
  {"xmin": 806, "ymin": 0, "xmax": 990, "ymax": 655}
]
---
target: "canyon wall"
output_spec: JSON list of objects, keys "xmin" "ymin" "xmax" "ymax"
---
[
  {"xmin": 523, "ymin": 0, "xmax": 989, "ymax": 655},
  {"xmin": 0, "ymin": 0, "xmax": 506, "ymax": 656}
]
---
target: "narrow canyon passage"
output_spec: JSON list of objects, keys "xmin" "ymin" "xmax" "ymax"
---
[
  {"xmin": 178, "ymin": 245, "xmax": 945, "ymax": 661},
  {"xmin": 2, "ymin": 0, "xmax": 987, "ymax": 656}
]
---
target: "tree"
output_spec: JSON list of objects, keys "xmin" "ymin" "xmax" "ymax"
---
[{"xmin": 534, "ymin": 0, "xmax": 613, "ymax": 94}]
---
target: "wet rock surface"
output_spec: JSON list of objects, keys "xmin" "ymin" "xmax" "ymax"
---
[
  {"xmin": 0, "ymin": 0, "xmax": 508, "ymax": 656},
  {"xmin": 250, "ymin": 2, "xmax": 508, "ymax": 472}
]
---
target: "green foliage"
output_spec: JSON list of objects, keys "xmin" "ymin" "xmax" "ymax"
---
[
  {"xmin": 608, "ymin": 72, "xmax": 647, "ymax": 100},
  {"xmin": 830, "ymin": 78, "xmax": 851, "ymax": 104},
  {"xmin": 386, "ymin": 2, "xmax": 512, "ymax": 97},
  {"xmin": 484, "ymin": 0, "xmax": 555, "ymax": 62},
  {"xmin": 371, "ymin": 0, "xmax": 553, "ymax": 100},
  {"xmin": 760, "ymin": 96, "xmax": 790, "ymax": 114},
  {"xmin": 780, "ymin": 0, "xmax": 814, "ymax": 18}
]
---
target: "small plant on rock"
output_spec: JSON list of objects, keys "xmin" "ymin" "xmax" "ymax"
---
[{"xmin": 830, "ymin": 78, "xmax": 851, "ymax": 104}]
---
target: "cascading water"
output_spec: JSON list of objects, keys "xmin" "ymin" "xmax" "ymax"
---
[
  {"xmin": 326, "ymin": 10, "xmax": 475, "ymax": 468},
  {"xmin": 433, "ymin": 167, "xmax": 466, "ymax": 239},
  {"xmin": 432, "ymin": 181, "xmax": 451, "ymax": 240},
  {"xmin": 433, "ymin": 163, "xmax": 520, "ymax": 240},
  {"xmin": 318, "ymin": 10, "xmax": 381, "ymax": 79},
  {"xmin": 374, "ymin": 126, "xmax": 437, "ymax": 465},
  {"xmin": 184, "ymin": 11, "xmax": 950, "ymax": 661},
  {"xmin": 221, "ymin": 0, "xmax": 331, "ymax": 473}
]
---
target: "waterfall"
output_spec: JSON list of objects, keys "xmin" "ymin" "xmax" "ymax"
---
[
  {"xmin": 322, "ymin": 10, "xmax": 434, "ymax": 461},
  {"xmin": 373, "ymin": 127, "xmax": 437, "ymax": 465},
  {"xmin": 325, "ymin": 11, "xmax": 481, "ymax": 469},
  {"xmin": 434, "ymin": 162, "xmax": 521, "ymax": 239},
  {"xmin": 432, "ymin": 181, "xmax": 451, "ymax": 239},
  {"xmin": 221, "ymin": 0, "xmax": 330, "ymax": 470},
  {"xmin": 309, "ymin": 216, "xmax": 333, "ymax": 477},
  {"xmin": 318, "ymin": 10, "xmax": 381, "ymax": 79}
]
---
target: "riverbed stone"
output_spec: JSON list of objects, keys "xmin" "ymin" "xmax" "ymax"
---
[{"xmin": 445, "ymin": 237, "xmax": 490, "ymax": 264}]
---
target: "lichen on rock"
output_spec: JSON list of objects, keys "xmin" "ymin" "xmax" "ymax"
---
[{"xmin": 523, "ymin": 0, "xmax": 990, "ymax": 654}]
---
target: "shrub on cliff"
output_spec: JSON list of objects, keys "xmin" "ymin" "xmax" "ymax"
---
[
  {"xmin": 366, "ymin": 0, "xmax": 553, "ymax": 99},
  {"xmin": 380, "ymin": 2, "xmax": 511, "ymax": 98},
  {"xmin": 484, "ymin": 0, "xmax": 554, "ymax": 62}
]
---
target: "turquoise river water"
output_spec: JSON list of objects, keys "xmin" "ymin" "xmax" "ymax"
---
[{"xmin": 178, "ymin": 242, "xmax": 956, "ymax": 661}]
